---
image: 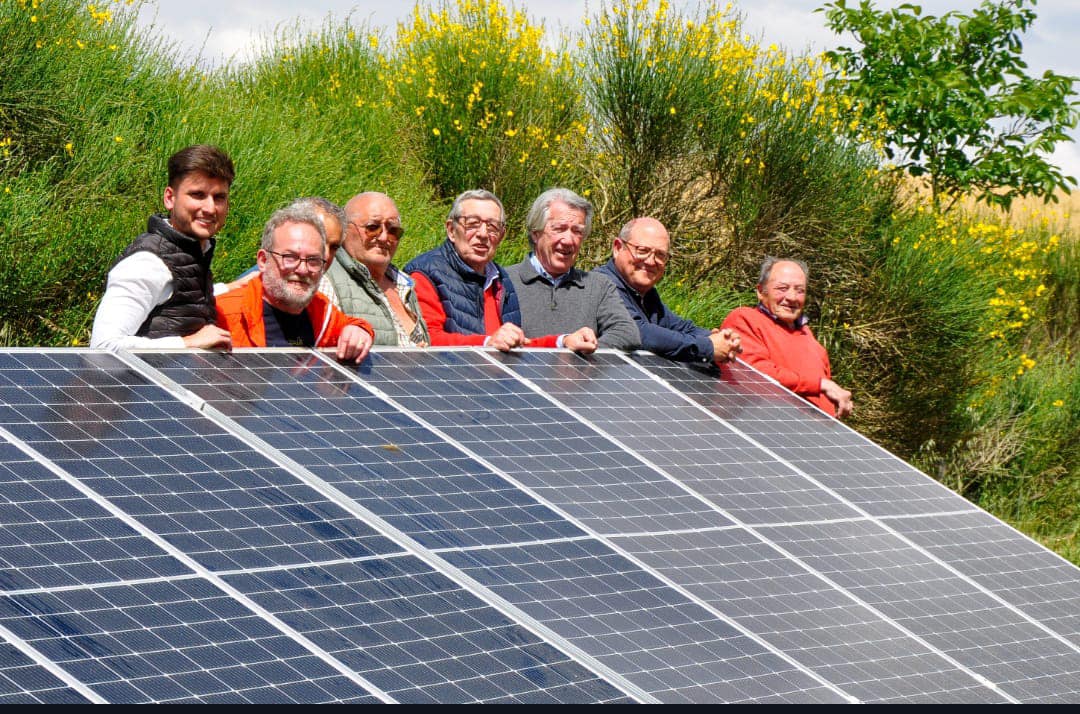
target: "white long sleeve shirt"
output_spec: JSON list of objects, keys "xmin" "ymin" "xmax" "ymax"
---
[{"xmin": 89, "ymin": 237, "xmax": 213, "ymax": 350}]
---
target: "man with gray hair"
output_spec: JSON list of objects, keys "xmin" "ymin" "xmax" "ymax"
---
[
  {"xmin": 217, "ymin": 196, "xmax": 346, "ymax": 300},
  {"xmin": 214, "ymin": 201, "xmax": 374, "ymax": 361},
  {"xmin": 507, "ymin": 188, "xmax": 639, "ymax": 352},
  {"xmin": 721, "ymin": 257, "xmax": 852, "ymax": 418},
  {"xmin": 405, "ymin": 189, "xmax": 530, "ymax": 350}
]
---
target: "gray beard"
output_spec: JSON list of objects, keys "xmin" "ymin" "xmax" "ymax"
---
[{"xmin": 263, "ymin": 272, "xmax": 318, "ymax": 313}]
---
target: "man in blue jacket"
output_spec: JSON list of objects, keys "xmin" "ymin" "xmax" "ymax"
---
[{"xmin": 595, "ymin": 217, "xmax": 740, "ymax": 365}]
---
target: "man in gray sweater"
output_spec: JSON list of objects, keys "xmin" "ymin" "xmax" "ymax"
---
[{"xmin": 508, "ymin": 188, "xmax": 639, "ymax": 352}]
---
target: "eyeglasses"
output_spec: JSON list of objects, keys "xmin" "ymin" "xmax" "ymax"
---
[
  {"xmin": 353, "ymin": 220, "xmax": 404, "ymax": 240},
  {"xmin": 620, "ymin": 240, "xmax": 670, "ymax": 264},
  {"xmin": 267, "ymin": 250, "xmax": 326, "ymax": 271},
  {"xmin": 454, "ymin": 215, "xmax": 506, "ymax": 236}
]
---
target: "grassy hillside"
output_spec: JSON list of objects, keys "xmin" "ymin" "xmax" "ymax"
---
[{"xmin": 2, "ymin": 0, "xmax": 1077, "ymax": 562}]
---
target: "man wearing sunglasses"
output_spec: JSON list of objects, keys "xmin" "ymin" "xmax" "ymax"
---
[
  {"xmin": 405, "ymin": 190, "xmax": 530, "ymax": 351},
  {"xmin": 596, "ymin": 217, "xmax": 741, "ymax": 365},
  {"xmin": 326, "ymin": 192, "xmax": 430, "ymax": 347},
  {"xmin": 215, "ymin": 202, "xmax": 374, "ymax": 361}
]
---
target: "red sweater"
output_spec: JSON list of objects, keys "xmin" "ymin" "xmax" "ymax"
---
[
  {"xmin": 721, "ymin": 305, "xmax": 836, "ymax": 416},
  {"xmin": 215, "ymin": 277, "xmax": 374, "ymax": 349},
  {"xmin": 411, "ymin": 271, "xmax": 559, "ymax": 348}
]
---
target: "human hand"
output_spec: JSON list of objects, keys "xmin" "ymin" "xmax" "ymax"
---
[
  {"xmin": 710, "ymin": 328, "xmax": 742, "ymax": 364},
  {"xmin": 562, "ymin": 327, "xmax": 598, "ymax": 354},
  {"xmin": 337, "ymin": 325, "xmax": 373, "ymax": 363},
  {"xmin": 183, "ymin": 324, "xmax": 232, "ymax": 350},
  {"xmin": 486, "ymin": 322, "xmax": 529, "ymax": 352},
  {"xmin": 820, "ymin": 378, "xmax": 853, "ymax": 418}
]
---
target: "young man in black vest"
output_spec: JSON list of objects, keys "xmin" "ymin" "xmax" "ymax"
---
[{"xmin": 90, "ymin": 145, "xmax": 235, "ymax": 351}]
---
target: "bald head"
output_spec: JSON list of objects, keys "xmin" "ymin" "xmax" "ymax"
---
[
  {"xmin": 613, "ymin": 217, "xmax": 671, "ymax": 294},
  {"xmin": 342, "ymin": 192, "xmax": 403, "ymax": 279}
]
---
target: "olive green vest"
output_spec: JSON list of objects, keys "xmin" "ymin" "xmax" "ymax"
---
[{"xmin": 327, "ymin": 250, "xmax": 430, "ymax": 347}]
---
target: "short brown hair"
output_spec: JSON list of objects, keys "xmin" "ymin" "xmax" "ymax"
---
[{"xmin": 167, "ymin": 145, "xmax": 235, "ymax": 188}]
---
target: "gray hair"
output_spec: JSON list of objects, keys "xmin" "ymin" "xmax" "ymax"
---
[
  {"xmin": 525, "ymin": 188, "xmax": 594, "ymax": 245},
  {"xmin": 758, "ymin": 256, "xmax": 809, "ymax": 287},
  {"xmin": 294, "ymin": 196, "xmax": 345, "ymax": 235},
  {"xmin": 261, "ymin": 202, "xmax": 327, "ymax": 253},
  {"xmin": 447, "ymin": 189, "xmax": 505, "ymax": 223}
]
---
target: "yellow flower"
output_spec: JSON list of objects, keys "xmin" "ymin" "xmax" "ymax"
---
[
  {"xmin": 432, "ymin": 127, "xmax": 441, "ymax": 136},
  {"xmin": 114, "ymin": 136, "xmax": 123, "ymax": 143},
  {"xmin": 1052, "ymin": 399, "xmax": 1065, "ymax": 408},
  {"xmin": 64, "ymin": 142, "xmax": 74, "ymax": 157}
]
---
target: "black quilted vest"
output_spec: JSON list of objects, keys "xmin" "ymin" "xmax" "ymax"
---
[{"xmin": 113, "ymin": 214, "xmax": 216, "ymax": 338}]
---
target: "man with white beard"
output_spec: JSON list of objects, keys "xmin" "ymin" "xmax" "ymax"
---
[{"xmin": 214, "ymin": 201, "xmax": 374, "ymax": 362}]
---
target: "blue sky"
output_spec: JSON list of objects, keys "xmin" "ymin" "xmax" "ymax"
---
[{"xmin": 134, "ymin": 0, "xmax": 1080, "ymax": 179}]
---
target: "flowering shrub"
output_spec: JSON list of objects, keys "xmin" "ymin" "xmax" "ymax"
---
[{"xmin": 387, "ymin": 0, "xmax": 590, "ymax": 228}]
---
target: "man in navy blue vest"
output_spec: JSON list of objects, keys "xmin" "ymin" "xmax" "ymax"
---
[
  {"xmin": 91, "ymin": 145, "xmax": 235, "ymax": 351},
  {"xmin": 406, "ymin": 190, "xmax": 530, "ymax": 351}
]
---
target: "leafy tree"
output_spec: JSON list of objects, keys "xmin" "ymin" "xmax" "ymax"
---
[{"xmin": 820, "ymin": 0, "xmax": 1078, "ymax": 211}]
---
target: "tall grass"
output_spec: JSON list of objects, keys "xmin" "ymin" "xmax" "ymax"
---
[{"xmin": 1, "ymin": 0, "xmax": 1077, "ymax": 561}]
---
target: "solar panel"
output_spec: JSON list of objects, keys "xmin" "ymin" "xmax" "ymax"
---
[
  {"xmin": 138, "ymin": 349, "xmax": 842, "ymax": 703},
  {"xmin": 1, "ymin": 346, "xmax": 1079, "ymax": 702},
  {"xmin": 0, "ymin": 350, "xmax": 632, "ymax": 703}
]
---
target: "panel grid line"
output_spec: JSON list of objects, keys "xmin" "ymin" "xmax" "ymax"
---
[
  {"xmin": 118, "ymin": 349, "xmax": 651, "ymax": 704},
  {"xmin": 0, "ymin": 621, "xmax": 106, "ymax": 703},
  {"xmin": 315, "ymin": 350, "xmax": 857, "ymax": 704},
  {"xmin": 0, "ymin": 572, "xmax": 205, "ymax": 599},
  {"xmin": 619, "ymin": 351, "xmax": 1080, "ymax": 661},
  {"xmin": 0, "ymin": 423, "xmax": 395, "ymax": 704},
  {"xmin": 474, "ymin": 350, "xmax": 1011, "ymax": 702}
]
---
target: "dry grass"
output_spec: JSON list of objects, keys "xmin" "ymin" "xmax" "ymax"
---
[{"xmin": 900, "ymin": 179, "xmax": 1079, "ymax": 238}]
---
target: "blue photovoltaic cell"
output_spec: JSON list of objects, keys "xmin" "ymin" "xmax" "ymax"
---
[
  {"xmin": 0, "ymin": 439, "xmax": 190, "ymax": 591},
  {"xmin": 0, "ymin": 578, "xmax": 378, "ymax": 703},
  {"xmin": 0, "ymin": 351, "xmax": 402, "ymax": 571},
  {"xmin": 757, "ymin": 519, "xmax": 1080, "ymax": 703},
  {"xmin": 223, "ymin": 554, "xmax": 631, "ymax": 703},
  {"xmin": 136, "ymin": 351, "xmax": 845, "ymax": 702},
  {"xmin": 0, "ymin": 641, "xmax": 90, "ymax": 704},
  {"xmin": 440, "ymin": 538, "xmax": 843, "ymax": 703},
  {"xmin": 397, "ymin": 349, "xmax": 1002, "ymax": 699},
  {"xmin": 495, "ymin": 350, "xmax": 864, "ymax": 525},
  {"xmin": 355, "ymin": 350, "xmax": 734, "ymax": 536},
  {"xmin": 608, "ymin": 529, "xmax": 1005, "ymax": 703},
  {"xmin": 5, "ymin": 346, "xmax": 1080, "ymax": 703},
  {"xmin": 631, "ymin": 355, "xmax": 974, "ymax": 517},
  {"xmin": 891, "ymin": 510, "xmax": 1080, "ymax": 648},
  {"xmin": 138, "ymin": 350, "xmax": 585, "ymax": 550}
]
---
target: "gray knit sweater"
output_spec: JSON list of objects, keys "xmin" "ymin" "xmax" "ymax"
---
[{"xmin": 507, "ymin": 258, "xmax": 640, "ymax": 350}]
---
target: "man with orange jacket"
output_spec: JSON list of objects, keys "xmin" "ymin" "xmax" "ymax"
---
[{"xmin": 215, "ymin": 202, "xmax": 374, "ymax": 362}]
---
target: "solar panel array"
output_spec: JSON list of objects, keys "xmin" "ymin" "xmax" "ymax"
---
[{"xmin": 1, "ymin": 347, "xmax": 1079, "ymax": 703}]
